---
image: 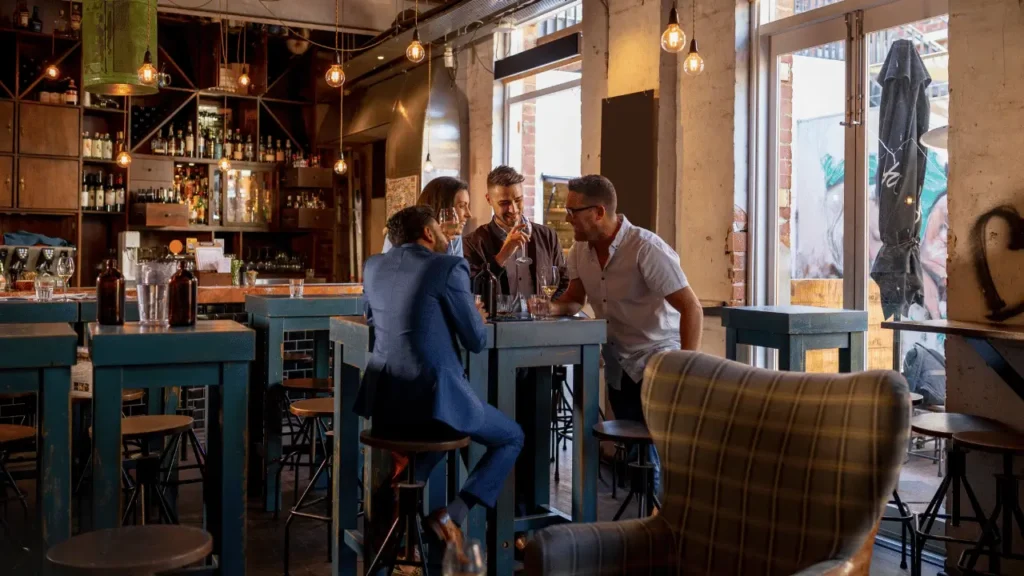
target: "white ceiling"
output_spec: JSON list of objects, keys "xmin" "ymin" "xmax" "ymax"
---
[{"xmin": 158, "ymin": 0, "xmax": 416, "ymax": 35}]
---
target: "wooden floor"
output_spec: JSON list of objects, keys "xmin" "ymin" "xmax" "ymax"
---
[{"xmin": 1, "ymin": 442, "xmax": 943, "ymax": 576}]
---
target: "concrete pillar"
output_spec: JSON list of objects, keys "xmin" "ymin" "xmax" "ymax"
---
[
  {"xmin": 946, "ymin": 0, "xmax": 1024, "ymax": 566},
  {"xmin": 460, "ymin": 37, "xmax": 500, "ymax": 231}
]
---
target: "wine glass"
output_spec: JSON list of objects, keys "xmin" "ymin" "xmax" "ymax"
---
[
  {"xmin": 442, "ymin": 539, "xmax": 486, "ymax": 576},
  {"xmin": 438, "ymin": 207, "xmax": 461, "ymax": 240},
  {"xmin": 515, "ymin": 214, "xmax": 533, "ymax": 265},
  {"xmin": 56, "ymin": 253, "xmax": 75, "ymax": 301},
  {"xmin": 540, "ymin": 266, "xmax": 559, "ymax": 300}
]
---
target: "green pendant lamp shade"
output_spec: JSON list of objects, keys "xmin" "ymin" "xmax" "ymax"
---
[{"xmin": 83, "ymin": 0, "xmax": 159, "ymax": 95}]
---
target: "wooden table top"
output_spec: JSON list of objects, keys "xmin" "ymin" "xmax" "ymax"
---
[{"xmin": 882, "ymin": 319, "xmax": 1024, "ymax": 341}]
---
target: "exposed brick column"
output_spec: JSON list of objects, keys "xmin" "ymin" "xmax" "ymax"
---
[{"xmin": 518, "ymin": 24, "xmax": 539, "ymax": 215}]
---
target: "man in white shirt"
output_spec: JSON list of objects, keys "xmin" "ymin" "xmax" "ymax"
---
[{"xmin": 548, "ymin": 174, "xmax": 703, "ymax": 491}]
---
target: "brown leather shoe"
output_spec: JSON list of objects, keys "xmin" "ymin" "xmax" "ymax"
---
[{"xmin": 425, "ymin": 508, "xmax": 466, "ymax": 561}]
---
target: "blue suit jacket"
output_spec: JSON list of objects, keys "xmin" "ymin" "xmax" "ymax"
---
[{"xmin": 355, "ymin": 243, "xmax": 489, "ymax": 433}]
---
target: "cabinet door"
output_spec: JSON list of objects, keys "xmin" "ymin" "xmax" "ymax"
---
[
  {"xmin": 0, "ymin": 156, "xmax": 11, "ymax": 207},
  {"xmin": 18, "ymin": 157, "xmax": 79, "ymax": 210},
  {"xmin": 19, "ymin": 102, "xmax": 80, "ymax": 157},
  {"xmin": 0, "ymin": 101, "xmax": 13, "ymax": 153}
]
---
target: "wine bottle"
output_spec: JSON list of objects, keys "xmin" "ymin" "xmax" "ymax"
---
[
  {"xmin": 168, "ymin": 260, "xmax": 198, "ymax": 327},
  {"xmin": 96, "ymin": 258, "xmax": 126, "ymax": 325}
]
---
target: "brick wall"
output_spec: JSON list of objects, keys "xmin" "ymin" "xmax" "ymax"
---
[{"xmin": 517, "ymin": 24, "xmax": 539, "ymax": 214}]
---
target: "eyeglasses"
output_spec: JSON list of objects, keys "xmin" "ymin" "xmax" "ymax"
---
[{"xmin": 565, "ymin": 205, "xmax": 600, "ymax": 217}]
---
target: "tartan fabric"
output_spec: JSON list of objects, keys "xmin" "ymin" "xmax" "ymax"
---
[{"xmin": 525, "ymin": 351, "xmax": 910, "ymax": 575}]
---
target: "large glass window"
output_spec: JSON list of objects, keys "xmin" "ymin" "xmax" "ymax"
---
[{"xmin": 771, "ymin": 0, "xmax": 847, "ymax": 22}]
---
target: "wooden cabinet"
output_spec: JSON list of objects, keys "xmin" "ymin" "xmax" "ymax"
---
[
  {"xmin": 281, "ymin": 208, "xmax": 334, "ymax": 230},
  {"xmin": 18, "ymin": 157, "xmax": 79, "ymax": 210},
  {"xmin": 0, "ymin": 101, "xmax": 13, "ymax": 153},
  {"xmin": 0, "ymin": 156, "xmax": 11, "ymax": 207},
  {"xmin": 19, "ymin": 103, "xmax": 80, "ymax": 157},
  {"xmin": 281, "ymin": 167, "xmax": 332, "ymax": 189}
]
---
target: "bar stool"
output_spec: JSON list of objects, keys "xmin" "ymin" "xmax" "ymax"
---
[
  {"xmin": 283, "ymin": 397, "xmax": 334, "ymax": 575},
  {"xmin": 118, "ymin": 415, "xmax": 196, "ymax": 526},
  {"xmin": 359, "ymin": 429, "xmax": 470, "ymax": 576},
  {"xmin": 593, "ymin": 420, "xmax": 659, "ymax": 519},
  {"xmin": 275, "ymin": 389, "xmax": 332, "ymax": 517},
  {"xmin": 0, "ymin": 424, "xmax": 33, "ymax": 549},
  {"xmin": 953, "ymin": 430, "xmax": 1024, "ymax": 575},
  {"xmin": 911, "ymin": 412, "xmax": 1011, "ymax": 576},
  {"xmin": 46, "ymin": 525, "xmax": 215, "ymax": 575},
  {"xmin": 883, "ymin": 391, "xmax": 924, "ymax": 571}
]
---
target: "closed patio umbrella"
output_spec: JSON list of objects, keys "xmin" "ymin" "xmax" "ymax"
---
[{"xmin": 870, "ymin": 39, "xmax": 932, "ymax": 319}]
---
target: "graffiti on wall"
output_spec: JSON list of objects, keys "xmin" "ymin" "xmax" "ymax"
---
[{"xmin": 972, "ymin": 205, "xmax": 1024, "ymax": 321}]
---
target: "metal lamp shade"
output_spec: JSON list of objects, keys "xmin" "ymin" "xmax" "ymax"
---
[{"xmin": 83, "ymin": 0, "xmax": 159, "ymax": 96}]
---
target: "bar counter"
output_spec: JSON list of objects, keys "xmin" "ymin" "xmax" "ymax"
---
[{"xmin": 0, "ymin": 283, "xmax": 363, "ymax": 305}]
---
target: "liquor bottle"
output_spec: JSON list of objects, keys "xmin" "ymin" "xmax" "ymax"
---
[
  {"xmin": 185, "ymin": 122, "xmax": 195, "ymax": 157},
  {"xmin": 233, "ymin": 129, "xmax": 243, "ymax": 161},
  {"xmin": 70, "ymin": 4, "xmax": 81, "ymax": 38},
  {"xmin": 115, "ymin": 174, "xmax": 125, "ymax": 212},
  {"xmin": 257, "ymin": 139, "xmax": 265, "ymax": 163},
  {"xmin": 176, "ymin": 129, "xmax": 184, "ymax": 157},
  {"xmin": 275, "ymin": 139, "xmax": 284, "ymax": 162},
  {"xmin": 150, "ymin": 129, "xmax": 161, "ymax": 155},
  {"xmin": 244, "ymin": 134, "xmax": 254, "ymax": 162},
  {"xmin": 214, "ymin": 130, "xmax": 223, "ymax": 159},
  {"xmin": 64, "ymin": 80, "xmax": 77, "ymax": 105},
  {"xmin": 223, "ymin": 129, "xmax": 233, "ymax": 160},
  {"xmin": 285, "ymin": 140, "xmax": 293, "ymax": 164},
  {"xmin": 96, "ymin": 258, "xmax": 125, "ymax": 326},
  {"xmin": 83, "ymin": 132, "xmax": 92, "ymax": 158},
  {"xmin": 105, "ymin": 173, "xmax": 115, "ymax": 212},
  {"xmin": 115, "ymin": 131, "xmax": 126, "ymax": 162},
  {"xmin": 265, "ymin": 136, "xmax": 274, "ymax": 162},
  {"xmin": 81, "ymin": 173, "xmax": 91, "ymax": 209},
  {"xmin": 197, "ymin": 128, "xmax": 206, "ymax": 159},
  {"xmin": 93, "ymin": 172, "xmax": 104, "ymax": 208},
  {"xmin": 168, "ymin": 260, "xmax": 197, "ymax": 327},
  {"xmin": 54, "ymin": 9, "xmax": 68, "ymax": 37},
  {"xmin": 14, "ymin": 2, "xmax": 29, "ymax": 29},
  {"xmin": 28, "ymin": 6, "xmax": 41, "ymax": 32},
  {"xmin": 472, "ymin": 264, "xmax": 499, "ymax": 317}
]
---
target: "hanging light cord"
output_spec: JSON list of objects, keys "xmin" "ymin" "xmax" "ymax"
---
[
  {"xmin": 334, "ymin": 0, "xmax": 340, "ymax": 54},
  {"xmin": 426, "ymin": 43, "xmax": 431, "ymax": 151},
  {"xmin": 691, "ymin": 0, "xmax": 696, "ymax": 38}
]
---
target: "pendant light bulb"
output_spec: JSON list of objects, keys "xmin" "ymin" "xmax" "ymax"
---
[
  {"xmin": 683, "ymin": 39, "xmax": 705, "ymax": 76},
  {"xmin": 660, "ymin": 7, "xmax": 686, "ymax": 53},
  {"xmin": 238, "ymin": 65, "xmax": 251, "ymax": 88},
  {"xmin": 45, "ymin": 64, "xmax": 60, "ymax": 79},
  {"xmin": 406, "ymin": 29, "xmax": 426, "ymax": 64},
  {"xmin": 423, "ymin": 153, "xmax": 434, "ymax": 173},
  {"xmin": 219, "ymin": 157, "xmax": 232, "ymax": 171},
  {"xmin": 334, "ymin": 154, "xmax": 348, "ymax": 175},
  {"xmin": 138, "ymin": 49, "xmax": 158, "ymax": 86},
  {"xmin": 116, "ymin": 150, "xmax": 132, "ymax": 167},
  {"xmin": 325, "ymin": 53, "xmax": 345, "ymax": 88}
]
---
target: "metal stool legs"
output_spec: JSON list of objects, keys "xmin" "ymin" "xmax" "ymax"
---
[
  {"xmin": 364, "ymin": 458, "xmax": 431, "ymax": 576},
  {"xmin": 882, "ymin": 490, "xmax": 916, "ymax": 571},
  {"xmin": 611, "ymin": 446, "xmax": 660, "ymax": 520},
  {"xmin": 958, "ymin": 453, "xmax": 1024, "ymax": 575},
  {"xmin": 283, "ymin": 429, "xmax": 333, "ymax": 576}
]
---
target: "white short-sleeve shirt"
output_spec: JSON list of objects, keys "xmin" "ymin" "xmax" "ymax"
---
[{"xmin": 567, "ymin": 216, "xmax": 689, "ymax": 386}]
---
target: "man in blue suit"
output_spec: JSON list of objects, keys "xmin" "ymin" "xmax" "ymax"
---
[{"xmin": 357, "ymin": 205, "xmax": 524, "ymax": 550}]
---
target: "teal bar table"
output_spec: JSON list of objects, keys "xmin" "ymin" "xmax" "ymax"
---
[
  {"xmin": 247, "ymin": 295, "xmax": 363, "ymax": 512},
  {"xmin": 88, "ymin": 320, "xmax": 254, "ymax": 575},
  {"xmin": 0, "ymin": 300, "xmax": 78, "ymax": 324},
  {"xmin": 0, "ymin": 323, "xmax": 76, "ymax": 570}
]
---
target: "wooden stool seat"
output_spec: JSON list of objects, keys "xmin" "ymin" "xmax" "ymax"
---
[
  {"xmin": 593, "ymin": 420, "xmax": 652, "ymax": 443},
  {"xmin": 282, "ymin": 378, "xmax": 333, "ymax": 391},
  {"xmin": 0, "ymin": 424, "xmax": 34, "ymax": 445},
  {"xmin": 120, "ymin": 415, "xmax": 194, "ymax": 438},
  {"xmin": 359, "ymin": 429, "xmax": 469, "ymax": 453},
  {"xmin": 71, "ymin": 388, "xmax": 145, "ymax": 403},
  {"xmin": 283, "ymin": 352, "xmax": 313, "ymax": 362},
  {"xmin": 909, "ymin": 392, "xmax": 924, "ymax": 406},
  {"xmin": 46, "ymin": 525, "xmax": 212, "ymax": 575},
  {"xmin": 953, "ymin": 430, "xmax": 1024, "ymax": 455},
  {"xmin": 911, "ymin": 412, "xmax": 1009, "ymax": 439},
  {"xmin": 288, "ymin": 397, "xmax": 334, "ymax": 418}
]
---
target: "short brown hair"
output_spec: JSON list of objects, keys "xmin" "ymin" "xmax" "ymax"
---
[
  {"xmin": 487, "ymin": 165, "xmax": 525, "ymax": 188},
  {"xmin": 418, "ymin": 176, "xmax": 469, "ymax": 214},
  {"xmin": 568, "ymin": 175, "xmax": 617, "ymax": 213}
]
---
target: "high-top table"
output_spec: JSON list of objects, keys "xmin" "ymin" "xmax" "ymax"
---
[
  {"xmin": 0, "ymin": 300, "xmax": 78, "ymax": 324},
  {"xmin": 722, "ymin": 305, "xmax": 868, "ymax": 372},
  {"xmin": 328, "ymin": 315, "xmax": 606, "ymax": 576},
  {"xmin": 246, "ymin": 294, "xmax": 363, "ymax": 512},
  {"xmin": 0, "ymin": 322, "xmax": 76, "ymax": 570},
  {"xmin": 89, "ymin": 320, "xmax": 254, "ymax": 575}
]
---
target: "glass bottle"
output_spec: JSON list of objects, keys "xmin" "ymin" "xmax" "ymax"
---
[
  {"xmin": 223, "ymin": 128, "xmax": 233, "ymax": 159},
  {"xmin": 115, "ymin": 173, "xmax": 125, "ymax": 212},
  {"xmin": 83, "ymin": 131, "xmax": 92, "ymax": 158},
  {"xmin": 80, "ymin": 173, "xmax": 90, "ymax": 209},
  {"xmin": 70, "ymin": 4, "xmax": 82, "ymax": 38},
  {"xmin": 472, "ymin": 265, "xmax": 499, "ymax": 318},
  {"xmin": 64, "ymin": 80, "xmax": 78, "ymax": 105},
  {"xmin": 96, "ymin": 258, "xmax": 125, "ymax": 325},
  {"xmin": 28, "ymin": 6, "xmax": 42, "ymax": 32},
  {"xmin": 175, "ymin": 129, "xmax": 184, "ymax": 157},
  {"xmin": 103, "ymin": 133, "xmax": 113, "ymax": 159},
  {"xmin": 244, "ymin": 134, "xmax": 254, "ymax": 162},
  {"xmin": 54, "ymin": 9, "xmax": 68, "ymax": 37},
  {"xmin": 168, "ymin": 260, "xmax": 197, "ymax": 327},
  {"xmin": 104, "ymin": 173, "xmax": 115, "ymax": 212},
  {"xmin": 151, "ymin": 128, "xmax": 163, "ymax": 155},
  {"xmin": 233, "ymin": 129, "xmax": 243, "ymax": 161},
  {"xmin": 285, "ymin": 140, "xmax": 293, "ymax": 163},
  {"xmin": 185, "ymin": 122, "xmax": 195, "ymax": 157},
  {"xmin": 197, "ymin": 127, "xmax": 206, "ymax": 158},
  {"xmin": 93, "ymin": 171, "xmax": 103, "ymax": 208},
  {"xmin": 258, "ymin": 138, "xmax": 265, "ymax": 163},
  {"xmin": 15, "ymin": 2, "xmax": 29, "ymax": 29}
]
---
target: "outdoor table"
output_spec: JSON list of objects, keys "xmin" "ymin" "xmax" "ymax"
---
[
  {"xmin": 883, "ymin": 319, "xmax": 1024, "ymax": 403},
  {"xmin": 0, "ymin": 300, "xmax": 77, "ymax": 324},
  {"xmin": 88, "ymin": 320, "xmax": 254, "ymax": 575},
  {"xmin": 246, "ymin": 294, "xmax": 363, "ymax": 512},
  {"xmin": 328, "ymin": 315, "xmax": 493, "ymax": 576},
  {"xmin": 722, "ymin": 305, "xmax": 868, "ymax": 372},
  {"xmin": 0, "ymin": 323, "xmax": 76, "ymax": 570}
]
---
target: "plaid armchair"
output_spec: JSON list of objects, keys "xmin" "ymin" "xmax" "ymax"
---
[{"xmin": 525, "ymin": 351, "xmax": 909, "ymax": 575}]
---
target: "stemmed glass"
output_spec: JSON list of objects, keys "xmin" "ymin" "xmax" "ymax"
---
[
  {"xmin": 442, "ymin": 539, "xmax": 486, "ymax": 575},
  {"xmin": 56, "ymin": 253, "xmax": 75, "ymax": 301},
  {"xmin": 438, "ymin": 207, "xmax": 461, "ymax": 240},
  {"xmin": 515, "ymin": 214, "xmax": 533, "ymax": 265},
  {"xmin": 540, "ymin": 266, "xmax": 559, "ymax": 299}
]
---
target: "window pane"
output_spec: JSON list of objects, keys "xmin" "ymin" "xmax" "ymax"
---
[{"xmin": 771, "ymin": 0, "xmax": 847, "ymax": 22}]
